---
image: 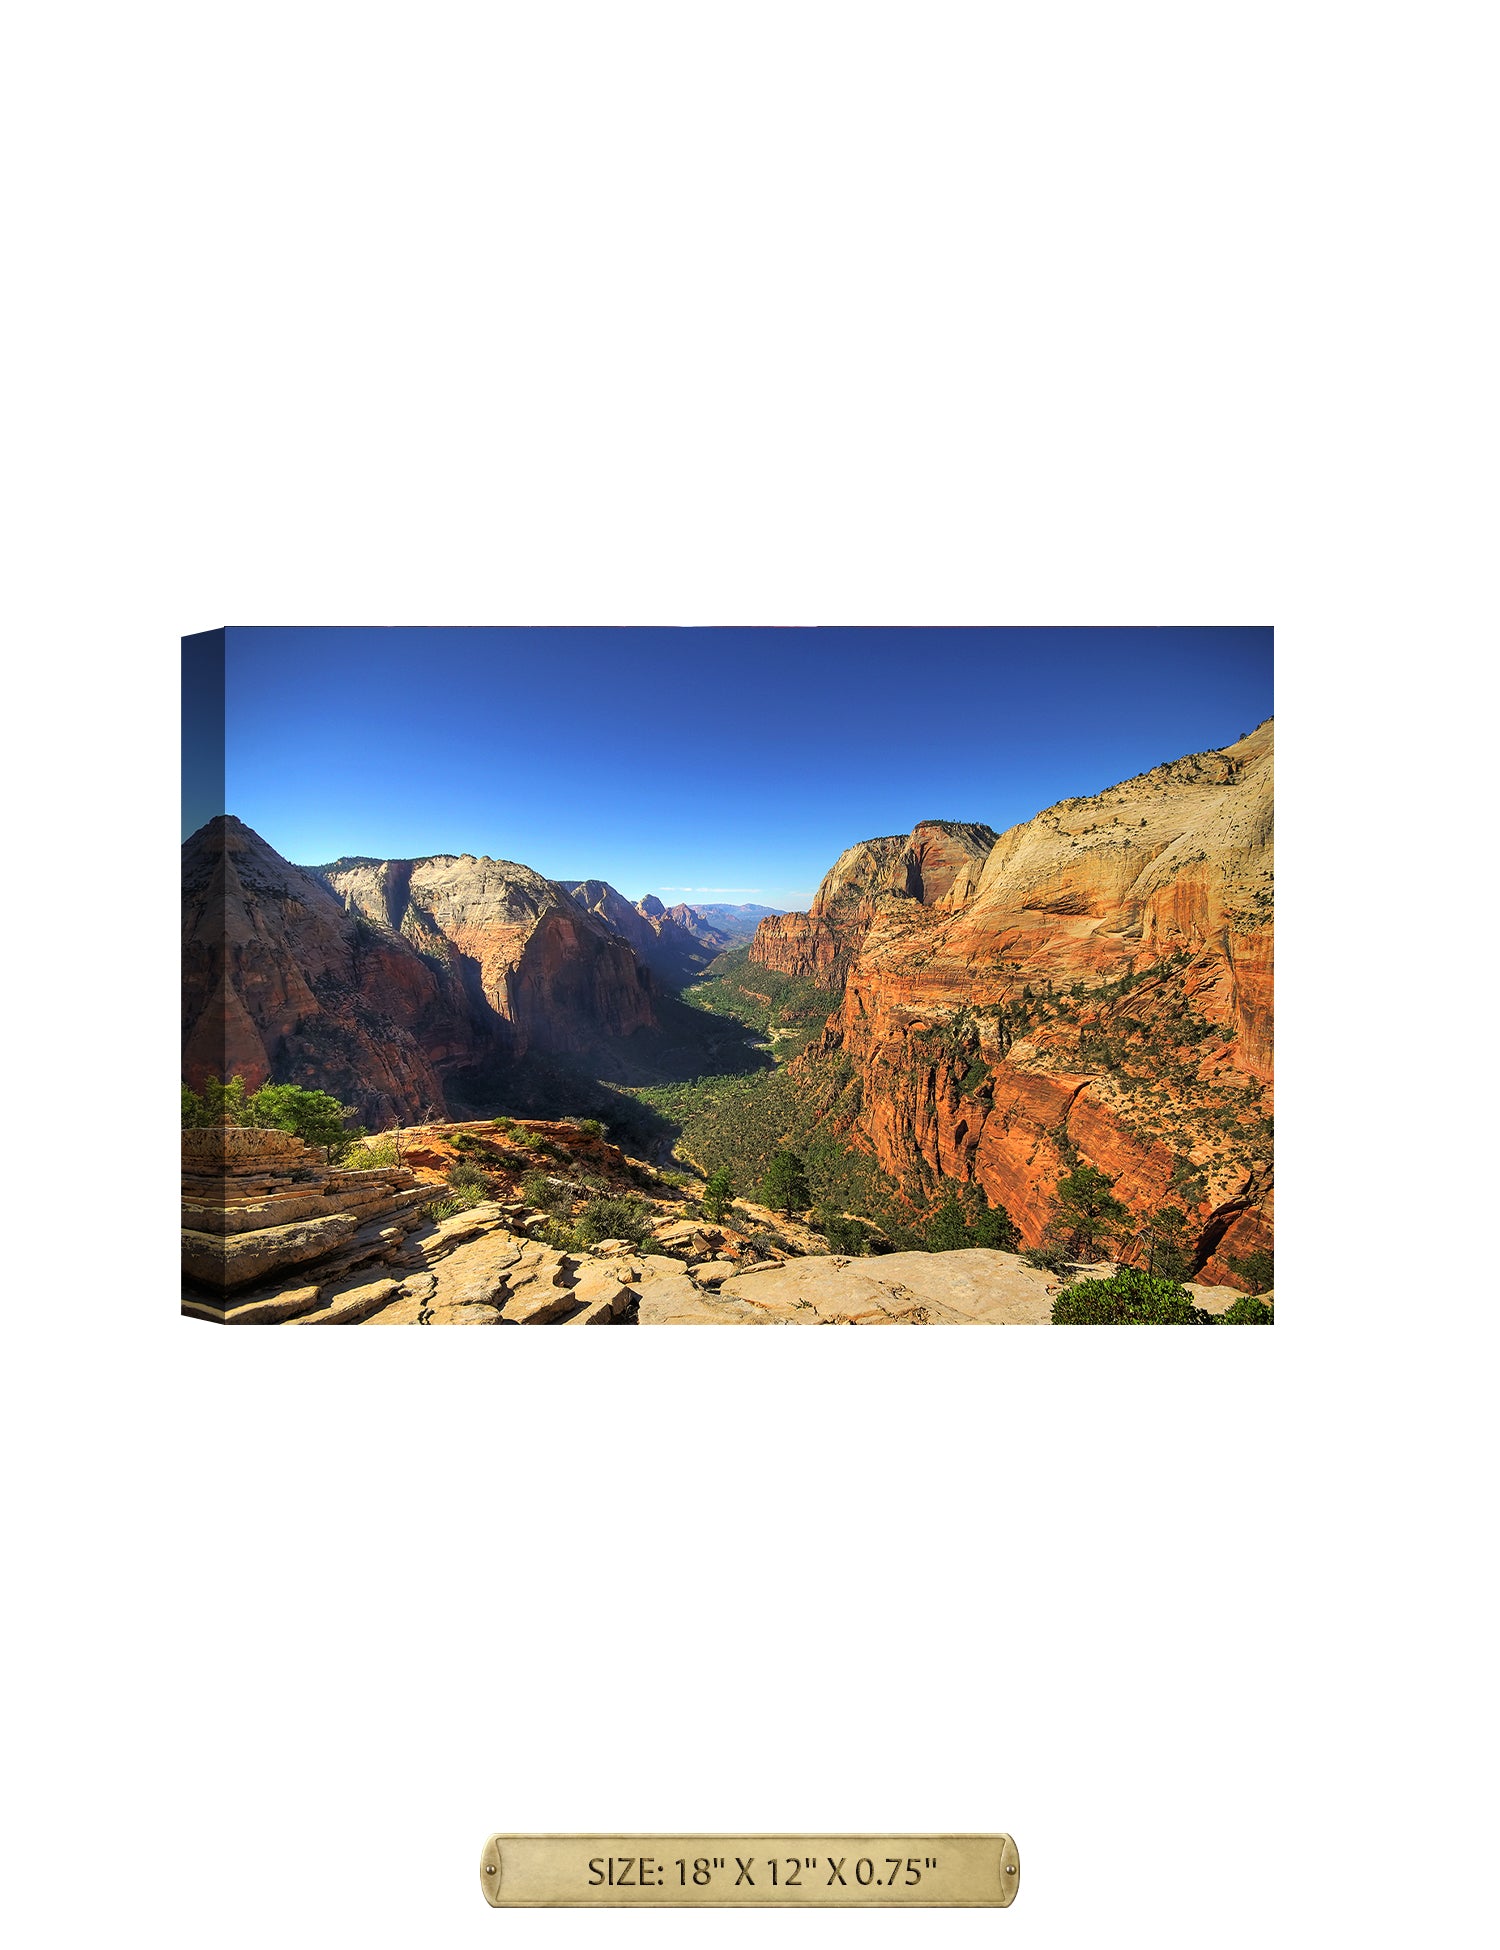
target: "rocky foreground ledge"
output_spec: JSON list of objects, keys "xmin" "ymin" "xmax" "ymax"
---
[{"xmin": 181, "ymin": 1122, "xmax": 1244, "ymax": 1327}]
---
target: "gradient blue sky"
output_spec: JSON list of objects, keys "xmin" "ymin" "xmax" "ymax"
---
[{"xmin": 193, "ymin": 627, "xmax": 1272, "ymax": 908}]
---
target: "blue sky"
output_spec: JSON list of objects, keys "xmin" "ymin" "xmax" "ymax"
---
[{"xmin": 188, "ymin": 627, "xmax": 1272, "ymax": 909}]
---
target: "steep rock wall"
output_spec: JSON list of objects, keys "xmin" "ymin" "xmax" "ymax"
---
[
  {"xmin": 182, "ymin": 821, "xmax": 659, "ymax": 1124},
  {"xmin": 753, "ymin": 724, "xmax": 1275, "ymax": 1281}
]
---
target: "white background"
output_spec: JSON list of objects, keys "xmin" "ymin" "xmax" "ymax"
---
[{"xmin": 3, "ymin": 4, "xmax": 1493, "ymax": 1947}]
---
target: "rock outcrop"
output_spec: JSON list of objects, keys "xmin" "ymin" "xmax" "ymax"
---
[
  {"xmin": 751, "ymin": 820, "xmax": 999, "ymax": 984},
  {"xmin": 180, "ymin": 1123, "xmax": 433, "ymax": 1315},
  {"xmin": 184, "ymin": 1120, "xmax": 1257, "ymax": 1326},
  {"xmin": 748, "ymin": 723, "xmax": 1274, "ymax": 1284},
  {"xmin": 181, "ymin": 1122, "xmax": 639, "ymax": 1326},
  {"xmin": 182, "ymin": 818, "xmax": 659, "ymax": 1124}
]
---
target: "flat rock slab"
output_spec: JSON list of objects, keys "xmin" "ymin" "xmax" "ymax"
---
[
  {"xmin": 695, "ymin": 1249, "xmax": 1060, "ymax": 1325},
  {"xmin": 636, "ymin": 1267, "xmax": 782, "ymax": 1324},
  {"xmin": 181, "ymin": 1211, "xmax": 363, "ymax": 1292},
  {"xmin": 365, "ymin": 1296, "xmax": 507, "ymax": 1325},
  {"xmin": 285, "ymin": 1277, "xmax": 404, "ymax": 1326},
  {"xmin": 195, "ymin": 1282, "xmax": 325, "ymax": 1326},
  {"xmin": 1186, "ymin": 1281, "xmax": 1248, "ymax": 1316}
]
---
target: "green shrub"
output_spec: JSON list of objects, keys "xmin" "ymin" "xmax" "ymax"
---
[
  {"xmin": 521, "ymin": 1170, "xmax": 572, "ymax": 1214},
  {"xmin": 182, "ymin": 1075, "xmax": 249, "ymax": 1126},
  {"xmin": 245, "ymin": 1082, "xmax": 365, "ymax": 1160},
  {"xmin": 183, "ymin": 1074, "xmax": 364, "ymax": 1160},
  {"xmin": 575, "ymin": 1118, "xmax": 605, "ymax": 1138},
  {"xmin": 424, "ymin": 1181, "xmax": 487, "ymax": 1221},
  {"xmin": 924, "ymin": 1194, "xmax": 968, "ymax": 1252},
  {"xmin": 574, "ymin": 1196, "xmax": 653, "ymax": 1246},
  {"xmin": 702, "ymin": 1166, "xmax": 735, "ymax": 1222},
  {"xmin": 819, "ymin": 1210, "xmax": 871, "ymax": 1255},
  {"xmin": 1051, "ymin": 1269, "xmax": 1215, "ymax": 1325},
  {"xmin": 345, "ymin": 1139, "xmax": 398, "ymax": 1170},
  {"xmin": 1023, "ymin": 1242, "xmax": 1075, "ymax": 1275},
  {"xmin": 1220, "ymin": 1295, "xmax": 1274, "ymax": 1324},
  {"xmin": 446, "ymin": 1162, "xmax": 492, "ymax": 1194}
]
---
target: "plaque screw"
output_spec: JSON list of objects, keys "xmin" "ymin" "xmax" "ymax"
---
[
  {"xmin": 1005, "ymin": 1865, "xmax": 1017, "ymax": 1874},
  {"xmin": 485, "ymin": 1865, "xmax": 496, "ymax": 1874}
]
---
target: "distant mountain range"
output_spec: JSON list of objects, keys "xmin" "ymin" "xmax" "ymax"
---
[
  {"xmin": 560, "ymin": 890, "xmax": 781, "ymax": 982},
  {"xmin": 675, "ymin": 901, "xmax": 784, "ymax": 927}
]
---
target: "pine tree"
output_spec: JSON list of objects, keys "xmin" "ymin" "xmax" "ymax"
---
[
  {"xmin": 1047, "ymin": 1163, "xmax": 1131, "ymax": 1260},
  {"xmin": 761, "ymin": 1149, "xmax": 810, "ymax": 1218}
]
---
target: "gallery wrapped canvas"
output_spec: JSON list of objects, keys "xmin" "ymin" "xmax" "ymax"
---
[{"xmin": 182, "ymin": 627, "xmax": 1273, "ymax": 1325}]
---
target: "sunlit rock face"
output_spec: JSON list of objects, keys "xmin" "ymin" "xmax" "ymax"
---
[{"xmin": 748, "ymin": 723, "xmax": 1274, "ymax": 1283}]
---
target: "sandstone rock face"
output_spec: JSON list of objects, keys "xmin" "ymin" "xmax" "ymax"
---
[
  {"xmin": 323, "ymin": 853, "xmax": 656, "ymax": 1048},
  {"xmin": 752, "ymin": 821, "xmax": 999, "ymax": 984},
  {"xmin": 741, "ymin": 907, "xmax": 848, "ymax": 982},
  {"xmin": 193, "ymin": 1189, "xmax": 643, "ymax": 1327},
  {"xmin": 748, "ymin": 723, "xmax": 1274, "ymax": 1284},
  {"xmin": 1194, "ymin": 1186, "xmax": 1275, "ymax": 1290},
  {"xmin": 180, "ymin": 1123, "xmax": 430, "ymax": 1307},
  {"xmin": 182, "ymin": 818, "xmax": 659, "ymax": 1124}
]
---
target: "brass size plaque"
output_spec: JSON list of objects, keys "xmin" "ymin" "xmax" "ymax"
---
[{"xmin": 479, "ymin": 1834, "xmax": 1019, "ymax": 1907}]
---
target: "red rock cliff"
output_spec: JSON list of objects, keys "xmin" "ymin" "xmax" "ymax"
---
[{"xmin": 749, "ymin": 724, "xmax": 1274, "ymax": 1282}]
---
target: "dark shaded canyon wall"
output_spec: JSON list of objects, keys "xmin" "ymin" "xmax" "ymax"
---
[{"xmin": 182, "ymin": 820, "xmax": 657, "ymax": 1125}]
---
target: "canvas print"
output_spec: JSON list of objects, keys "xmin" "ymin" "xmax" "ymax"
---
[{"xmin": 181, "ymin": 627, "xmax": 1273, "ymax": 1326}]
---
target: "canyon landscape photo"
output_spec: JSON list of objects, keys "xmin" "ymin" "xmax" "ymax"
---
[{"xmin": 182, "ymin": 626, "xmax": 1274, "ymax": 1326}]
